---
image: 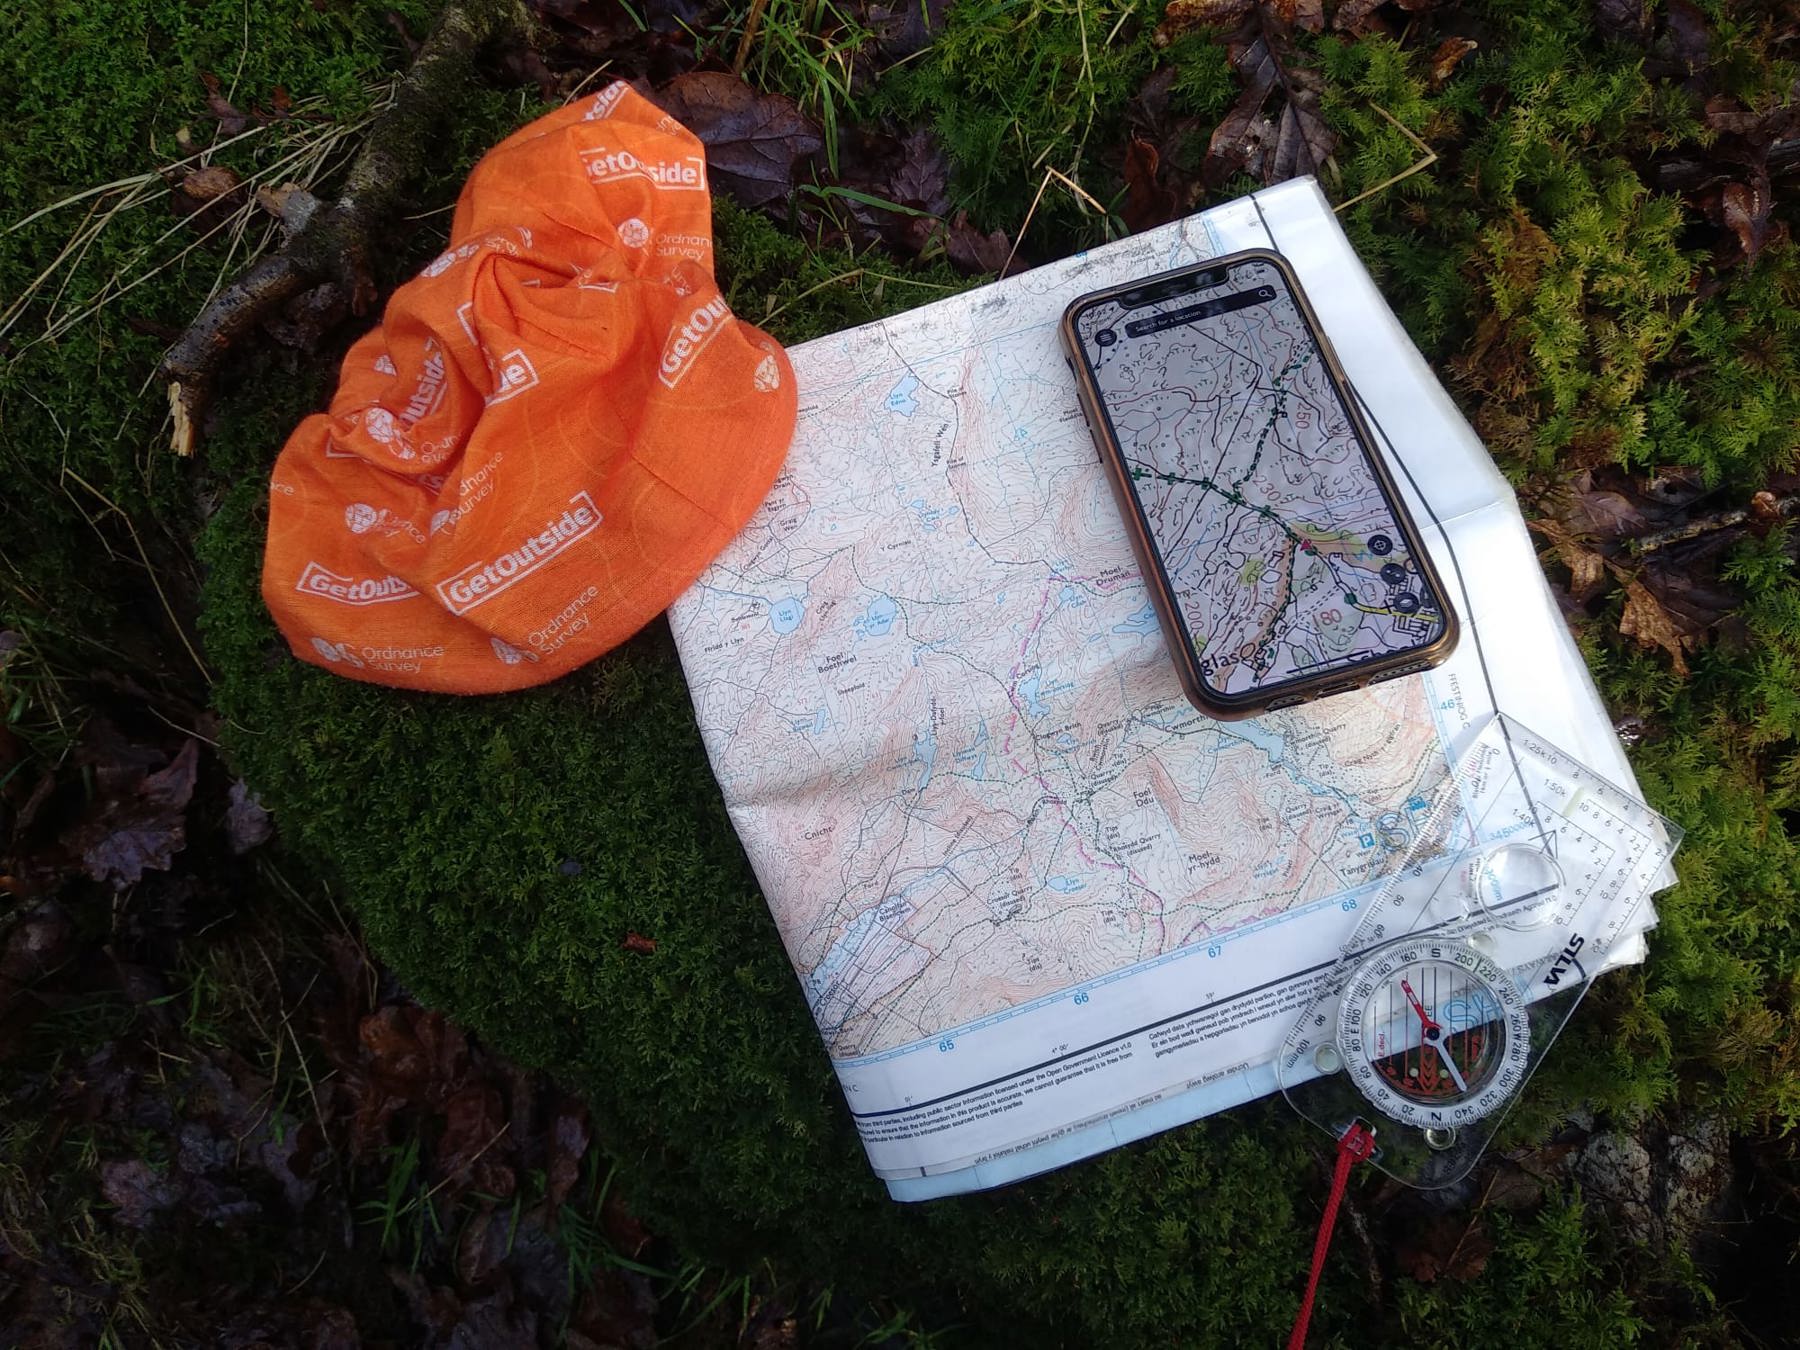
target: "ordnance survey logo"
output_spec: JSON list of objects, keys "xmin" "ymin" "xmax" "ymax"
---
[
  {"xmin": 580, "ymin": 143, "xmax": 707, "ymax": 192},
  {"xmin": 435, "ymin": 492, "xmax": 602, "ymax": 614},
  {"xmin": 296, "ymin": 563, "xmax": 419, "ymax": 606}
]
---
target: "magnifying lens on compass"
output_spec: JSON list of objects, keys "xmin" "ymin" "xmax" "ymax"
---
[{"xmin": 1467, "ymin": 841, "xmax": 1566, "ymax": 930}]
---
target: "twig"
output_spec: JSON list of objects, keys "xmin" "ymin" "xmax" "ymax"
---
[
  {"xmin": 1002, "ymin": 166, "xmax": 1107, "ymax": 277},
  {"xmin": 1631, "ymin": 493, "xmax": 1800, "ymax": 554},
  {"xmin": 1046, "ymin": 166, "xmax": 1108, "ymax": 217},
  {"xmin": 1002, "ymin": 169, "xmax": 1056, "ymax": 278},
  {"xmin": 1334, "ymin": 105, "xmax": 1437, "ymax": 214},
  {"xmin": 733, "ymin": 0, "xmax": 772, "ymax": 77},
  {"xmin": 158, "ymin": 0, "xmax": 529, "ymax": 456},
  {"xmin": 760, "ymin": 265, "xmax": 958, "ymax": 326}
]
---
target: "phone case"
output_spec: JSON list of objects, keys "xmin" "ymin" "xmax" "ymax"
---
[{"xmin": 1059, "ymin": 248, "xmax": 1459, "ymax": 721}]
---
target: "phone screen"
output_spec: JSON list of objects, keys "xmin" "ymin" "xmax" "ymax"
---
[{"xmin": 1071, "ymin": 256, "xmax": 1449, "ymax": 699}]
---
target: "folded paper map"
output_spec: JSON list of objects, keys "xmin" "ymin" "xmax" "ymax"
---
[{"xmin": 669, "ymin": 180, "xmax": 1655, "ymax": 1200}]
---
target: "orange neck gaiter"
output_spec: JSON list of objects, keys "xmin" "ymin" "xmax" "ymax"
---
[{"xmin": 263, "ymin": 82, "xmax": 796, "ymax": 692}]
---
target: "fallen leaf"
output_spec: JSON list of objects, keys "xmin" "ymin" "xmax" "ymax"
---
[
  {"xmin": 546, "ymin": 1100, "xmax": 591, "ymax": 1212},
  {"xmin": 256, "ymin": 182, "xmax": 321, "ymax": 235},
  {"xmin": 1619, "ymin": 579, "xmax": 1689, "ymax": 673},
  {"xmin": 1720, "ymin": 173, "xmax": 1772, "ymax": 262},
  {"xmin": 456, "ymin": 1205, "xmax": 505, "ymax": 1286},
  {"xmin": 498, "ymin": 36, "xmax": 565, "ymax": 101},
  {"xmin": 198, "ymin": 72, "xmax": 251, "ymax": 135},
  {"xmin": 1203, "ymin": 11, "xmax": 1335, "ymax": 188},
  {"xmin": 1481, "ymin": 1161, "xmax": 1544, "ymax": 1211},
  {"xmin": 1330, "ymin": 0, "xmax": 1387, "ymax": 32},
  {"xmin": 1527, "ymin": 517, "xmax": 1612, "ymax": 611},
  {"xmin": 1122, "ymin": 137, "xmax": 1180, "ymax": 232},
  {"xmin": 1429, "ymin": 36, "xmax": 1478, "ymax": 86},
  {"xmin": 1156, "ymin": 0, "xmax": 1254, "ymax": 42},
  {"xmin": 942, "ymin": 211, "xmax": 1016, "ymax": 275},
  {"xmin": 62, "ymin": 739, "xmax": 200, "ymax": 890},
  {"xmin": 74, "ymin": 717, "xmax": 168, "ymax": 794},
  {"xmin": 820, "ymin": 125, "xmax": 952, "ymax": 254},
  {"xmin": 436, "ymin": 1084, "xmax": 513, "ymax": 1202},
  {"xmin": 1395, "ymin": 1213, "xmax": 1495, "ymax": 1283},
  {"xmin": 651, "ymin": 72, "xmax": 823, "ymax": 210},
  {"xmin": 226, "ymin": 779, "xmax": 273, "ymax": 855},
  {"xmin": 359, "ymin": 1005, "xmax": 469, "ymax": 1105},
  {"xmin": 621, "ymin": 931, "xmax": 658, "ymax": 955},
  {"xmin": 1281, "ymin": 0, "xmax": 1325, "ymax": 31},
  {"xmin": 0, "ymin": 902, "xmax": 73, "ymax": 998},
  {"xmin": 309, "ymin": 1308, "xmax": 360, "ymax": 1350},
  {"xmin": 885, "ymin": 127, "xmax": 951, "ymax": 216},
  {"xmin": 602, "ymin": 1187, "xmax": 652, "ymax": 1259},
  {"xmin": 569, "ymin": 1268, "xmax": 658, "ymax": 1350},
  {"xmin": 1559, "ymin": 479, "xmax": 1651, "ymax": 542},
  {"xmin": 857, "ymin": 0, "xmax": 951, "ymax": 62},
  {"xmin": 1661, "ymin": 0, "xmax": 1710, "ymax": 75},
  {"xmin": 100, "ymin": 1158, "xmax": 181, "ymax": 1229}
]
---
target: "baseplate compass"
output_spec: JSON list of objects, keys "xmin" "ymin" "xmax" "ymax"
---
[{"xmin": 1277, "ymin": 713, "xmax": 1683, "ymax": 1187}]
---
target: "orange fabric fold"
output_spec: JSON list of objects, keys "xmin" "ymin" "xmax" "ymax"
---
[{"xmin": 263, "ymin": 82, "xmax": 796, "ymax": 691}]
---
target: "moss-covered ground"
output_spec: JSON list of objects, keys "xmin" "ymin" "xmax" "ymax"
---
[{"xmin": 5, "ymin": 0, "xmax": 1800, "ymax": 1344}]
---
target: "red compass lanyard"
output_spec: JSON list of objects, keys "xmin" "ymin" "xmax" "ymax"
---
[{"xmin": 1287, "ymin": 1122, "xmax": 1378, "ymax": 1350}]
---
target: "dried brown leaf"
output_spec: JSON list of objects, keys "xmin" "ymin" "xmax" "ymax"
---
[
  {"xmin": 62, "ymin": 739, "xmax": 200, "ymax": 890},
  {"xmin": 1429, "ymin": 37, "xmax": 1478, "ymax": 86},
  {"xmin": 942, "ymin": 211, "xmax": 1018, "ymax": 275},
  {"xmin": 546, "ymin": 1099, "xmax": 592, "ymax": 1212},
  {"xmin": 1280, "ymin": 0, "xmax": 1325, "ymax": 32},
  {"xmin": 101, "ymin": 1158, "xmax": 181, "ymax": 1229},
  {"xmin": 651, "ymin": 72, "xmax": 823, "ymax": 210},
  {"xmin": 199, "ymin": 71, "xmax": 251, "ymax": 136},
  {"xmin": 1594, "ymin": 0, "xmax": 1648, "ymax": 43},
  {"xmin": 1395, "ymin": 1213, "xmax": 1495, "ymax": 1284},
  {"xmin": 858, "ymin": 0, "xmax": 951, "ymax": 61},
  {"xmin": 226, "ymin": 779, "xmax": 273, "ymax": 855},
  {"xmin": 1331, "ymin": 0, "xmax": 1387, "ymax": 34},
  {"xmin": 0, "ymin": 902, "xmax": 73, "ymax": 995},
  {"xmin": 602, "ymin": 1187, "xmax": 652, "ymax": 1258},
  {"xmin": 570, "ymin": 1268, "xmax": 658, "ymax": 1350},
  {"xmin": 1482, "ymin": 1161, "xmax": 1545, "ymax": 1212},
  {"xmin": 1156, "ymin": 0, "xmax": 1255, "ymax": 42},
  {"xmin": 1122, "ymin": 137, "xmax": 1180, "ymax": 232},
  {"xmin": 1619, "ymin": 578, "xmax": 1693, "ymax": 675},
  {"xmin": 1268, "ymin": 72, "xmax": 1333, "ymax": 181},
  {"xmin": 1203, "ymin": 16, "xmax": 1335, "ymax": 187},
  {"xmin": 1721, "ymin": 174, "xmax": 1773, "ymax": 262},
  {"xmin": 436, "ymin": 1084, "xmax": 513, "ymax": 1202}
]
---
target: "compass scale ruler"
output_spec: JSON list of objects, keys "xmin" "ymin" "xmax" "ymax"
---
[{"xmin": 1276, "ymin": 714, "xmax": 1683, "ymax": 1187}]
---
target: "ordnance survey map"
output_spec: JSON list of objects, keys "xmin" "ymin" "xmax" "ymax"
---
[{"xmin": 669, "ymin": 182, "xmax": 1656, "ymax": 1199}]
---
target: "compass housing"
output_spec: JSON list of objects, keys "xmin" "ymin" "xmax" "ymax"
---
[{"xmin": 1336, "ymin": 939, "xmax": 1531, "ymax": 1129}]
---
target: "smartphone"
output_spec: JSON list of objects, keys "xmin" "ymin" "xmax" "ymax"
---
[{"xmin": 1060, "ymin": 249, "xmax": 1457, "ymax": 720}]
